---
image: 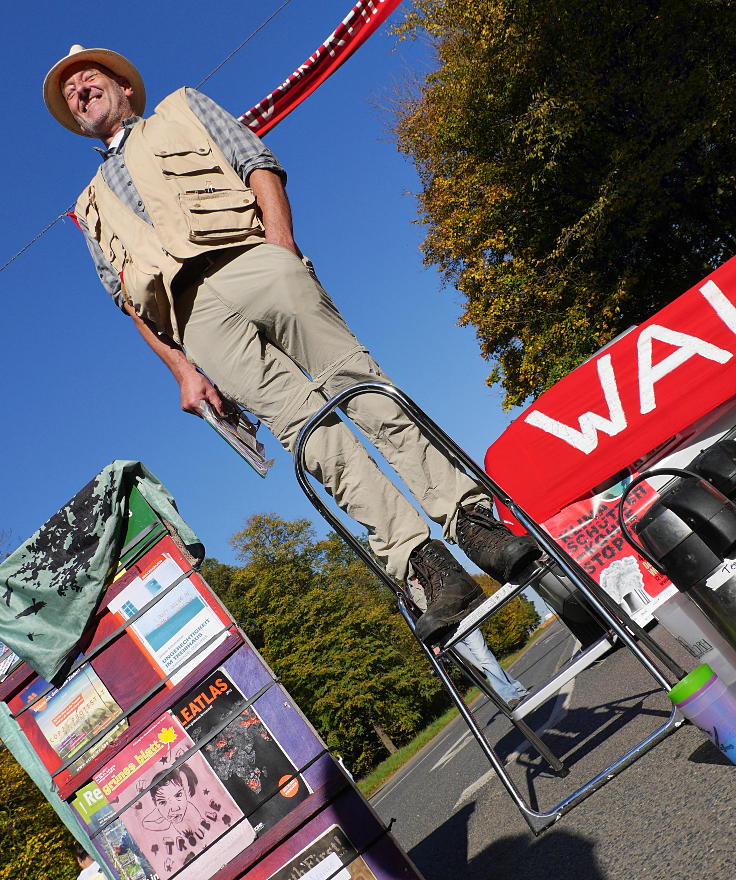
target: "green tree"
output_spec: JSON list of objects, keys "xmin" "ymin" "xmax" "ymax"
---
[
  {"xmin": 394, "ymin": 0, "xmax": 736, "ymax": 407},
  {"xmin": 224, "ymin": 515, "xmax": 449, "ymax": 774},
  {"xmin": 474, "ymin": 575, "xmax": 540, "ymax": 657},
  {"xmin": 0, "ymin": 746, "xmax": 77, "ymax": 880}
]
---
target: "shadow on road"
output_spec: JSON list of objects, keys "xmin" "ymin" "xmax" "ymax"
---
[
  {"xmin": 687, "ymin": 738, "xmax": 732, "ymax": 765},
  {"xmin": 474, "ymin": 687, "xmax": 671, "ymax": 811},
  {"xmin": 500, "ymin": 688, "xmax": 665, "ymax": 754},
  {"xmin": 409, "ymin": 803, "xmax": 606, "ymax": 880}
]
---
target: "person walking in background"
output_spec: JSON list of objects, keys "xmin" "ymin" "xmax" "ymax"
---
[
  {"xmin": 454, "ymin": 629, "xmax": 528, "ymax": 709},
  {"xmin": 74, "ymin": 844, "xmax": 105, "ymax": 880}
]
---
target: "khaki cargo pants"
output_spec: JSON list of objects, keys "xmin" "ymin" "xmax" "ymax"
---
[{"xmin": 176, "ymin": 243, "xmax": 484, "ymax": 581}]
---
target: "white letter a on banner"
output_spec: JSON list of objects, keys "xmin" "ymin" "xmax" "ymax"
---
[
  {"xmin": 637, "ymin": 324, "xmax": 732, "ymax": 414},
  {"xmin": 524, "ymin": 355, "xmax": 626, "ymax": 454}
]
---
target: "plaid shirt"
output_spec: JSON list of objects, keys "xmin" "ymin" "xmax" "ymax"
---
[{"xmin": 78, "ymin": 88, "xmax": 286, "ymax": 311}]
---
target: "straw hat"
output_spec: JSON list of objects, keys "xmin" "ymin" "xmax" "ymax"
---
[{"xmin": 43, "ymin": 44, "xmax": 146, "ymax": 136}]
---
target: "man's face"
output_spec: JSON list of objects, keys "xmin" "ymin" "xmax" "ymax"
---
[{"xmin": 61, "ymin": 61, "xmax": 134, "ymax": 143}]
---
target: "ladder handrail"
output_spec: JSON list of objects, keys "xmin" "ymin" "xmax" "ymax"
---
[{"xmin": 293, "ymin": 381, "xmax": 685, "ymax": 682}]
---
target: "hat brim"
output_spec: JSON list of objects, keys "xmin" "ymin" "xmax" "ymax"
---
[{"xmin": 43, "ymin": 47, "xmax": 146, "ymax": 137}]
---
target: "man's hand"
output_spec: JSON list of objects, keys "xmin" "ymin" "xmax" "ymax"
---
[
  {"xmin": 179, "ymin": 369, "xmax": 224, "ymax": 417},
  {"xmin": 123, "ymin": 302, "xmax": 226, "ymax": 418},
  {"xmin": 265, "ymin": 230, "xmax": 300, "ymax": 257}
]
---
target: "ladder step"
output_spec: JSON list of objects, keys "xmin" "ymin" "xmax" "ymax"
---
[
  {"xmin": 440, "ymin": 561, "xmax": 545, "ymax": 650},
  {"xmin": 510, "ymin": 634, "xmax": 614, "ymax": 720}
]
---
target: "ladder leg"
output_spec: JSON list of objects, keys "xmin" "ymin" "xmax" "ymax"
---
[
  {"xmin": 446, "ymin": 645, "xmax": 569, "ymax": 778},
  {"xmin": 397, "ymin": 598, "xmax": 557, "ymax": 835}
]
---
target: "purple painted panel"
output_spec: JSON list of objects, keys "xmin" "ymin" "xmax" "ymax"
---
[
  {"xmin": 222, "ymin": 640, "xmax": 275, "ymax": 698},
  {"xmin": 223, "ymin": 643, "xmax": 338, "ymax": 792},
  {"xmin": 226, "ymin": 784, "xmax": 423, "ymax": 880}
]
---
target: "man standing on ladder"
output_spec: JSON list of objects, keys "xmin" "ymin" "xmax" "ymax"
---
[{"xmin": 43, "ymin": 45, "xmax": 541, "ymax": 643}]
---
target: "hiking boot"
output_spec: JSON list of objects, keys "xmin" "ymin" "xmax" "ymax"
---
[
  {"xmin": 456, "ymin": 503, "xmax": 542, "ymax": 584},
  {"xmin": 409, "ymin": 539, "xmax": 486, "ymax": 644}
]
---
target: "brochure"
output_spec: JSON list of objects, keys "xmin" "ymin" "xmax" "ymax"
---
[
  {"xmin": 171, "ymin": 669, "xmax": 309, "ymax": 837},
  {"xmin": 0, "ymin": 641, "xmax": 20, "ymax": 680},
  {"xmin": 267, "ymin": 825, "xmax": 377, "ymax": 880},
  {"xmin": 93, "ymin": 711, "xmax": 254, "ymax": 880},
  {"xmin": 72, "ymin": 780, "xmax": 155, "ymax": 880},
  {"xmin": 200, "ymin": 399, "xmax": 274, "ymax": 478},
  {"xmin": 106, "ymin": 551, "xmax": 228, "ymax": 686},
  {"xmin": 20, "ymin": 665, "xmax": 127, "ymax": 775}
]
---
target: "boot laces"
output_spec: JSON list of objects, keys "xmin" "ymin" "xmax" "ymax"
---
[
  {"xmin": 457, "ymin": 505, "xmax": 508, "ymax": 553},
  {"xmin": 410, "ymin": 542, "xmax": 452, "ymax": 604}
]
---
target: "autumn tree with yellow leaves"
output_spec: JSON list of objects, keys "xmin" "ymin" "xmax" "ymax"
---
[
  {"xmin": 0, "ymin": 747, "xmax": 77, "ymax": 880},
  {"xmin": 393, "ymin": 0, "xmax": 736, "ymax": 407}
]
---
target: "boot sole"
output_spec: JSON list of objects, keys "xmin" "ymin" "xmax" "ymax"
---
[
  {"xmin": 415, "ymin": 589, "xmax": 487, "ymax": 644},
  {"xmin": 505, "ymin": 543, "xmax": 543, "ymax": 581},
  {"xmin": 466, "ymin": 542, "xmax": 542, "ymax": 584}
]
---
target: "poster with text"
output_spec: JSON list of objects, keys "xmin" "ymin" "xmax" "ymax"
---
[
  {"xmin": 93, "ymin": 712, "xmax": 254, "ymax": 879},
  {"xmin": 172, "ymin": 669, "xmax": 309, "ymax": 836},
  {"xmin": 542, "ymin": 472, "xmax": 673, "ymax": 624}
]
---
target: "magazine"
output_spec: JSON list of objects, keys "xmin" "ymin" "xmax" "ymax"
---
[
  {"xmin": 0, "ymin": 641, "xmax": 20, "ymax": 680},
  {"xmin": 267, "ymin": 825, "xmax": 377, "ymax": 880},
  {"xmin": 199, "ymin": 399, "xmax": 274, "ymax": 478},
  {"xmin": 20, "ymin": 665, "xmax": 127, "ymax": 775},
  {"xmin": 171, "ymin": 669, "xmax": 309, "ymax": 837},
  {"xmin": 72, "ymin": 781, "xmax": 155, "ymax": 880},
  {"xmin": 93, "ymin": 712, "xmax": 254, "ymax": 880},
  {"xmin": 106, "ymin": 551, "xmax": 228, "ymax": 687}
]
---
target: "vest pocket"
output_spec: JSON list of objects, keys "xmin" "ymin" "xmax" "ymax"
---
[
  {"xmin": 122, "ymin": 260, "xmax": 174, "ymax": 336},
  {"xmin": 156, "ymin": 144, "xmax": 221, "ymax": 177},
  {"xmin": 105, "ymin": 232, "xmax": 124, "ymax": 272},
  {"xmin": 177, "ymin": 188, "xmax": 264, "ymax": 244}
]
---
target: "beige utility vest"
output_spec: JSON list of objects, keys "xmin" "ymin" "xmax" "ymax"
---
[{"xmin": 75, "ymin": 88, "xmax": 264, "ymax": 342}]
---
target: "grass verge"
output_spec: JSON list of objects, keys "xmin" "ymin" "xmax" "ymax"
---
[
  {"xmin": 356, "ymin": 703, "xmax": 462, "ymax": 796},
  {"xmin": 356, "ymin": 616, "xmax": 558, "ymax": 797}
]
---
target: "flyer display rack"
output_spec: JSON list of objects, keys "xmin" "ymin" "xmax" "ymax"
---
[{"xmin": 0, "ymin": 485, "xmax": 424, "ymax": 880}]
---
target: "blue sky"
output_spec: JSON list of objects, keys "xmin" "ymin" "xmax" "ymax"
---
[{"xmin": 0, "ymin": 0, "xmax": 521, "ymax": 566}]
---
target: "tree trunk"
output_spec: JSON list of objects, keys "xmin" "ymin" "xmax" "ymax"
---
[{"xmin": 372, "ymin": 721, "xmax": 397, "ymax": 754}]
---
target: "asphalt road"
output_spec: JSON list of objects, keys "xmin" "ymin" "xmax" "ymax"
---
[{"xmin": 370, "ymin": 619, "xmax": 736, "ymax": 880}]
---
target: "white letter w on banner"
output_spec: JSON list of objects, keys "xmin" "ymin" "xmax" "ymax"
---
[{"xmin": 524, "ymin": 355, "xmax": 627, "ymax": 454}]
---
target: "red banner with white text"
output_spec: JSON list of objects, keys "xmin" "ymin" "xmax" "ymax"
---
[
  {"xmin": 241, "ymin": 0, "xmax": 404, "ymax": 135},
  {"xmin": 486, "ymin": 255, "xmax": 736, "ymax": 522}
]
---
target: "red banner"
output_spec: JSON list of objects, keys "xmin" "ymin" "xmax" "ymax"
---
[
  {"xmin": 486, "ymin": 256, "xmax": 736, "ymax": 522},
  {"xmin": 241, "ymin": 0, "xmax": 404, "ymax": 135}
]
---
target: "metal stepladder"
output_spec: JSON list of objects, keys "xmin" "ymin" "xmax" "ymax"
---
[{"xmin": 292, "ymin": 381, "xmax": 687, "ymax": 835}]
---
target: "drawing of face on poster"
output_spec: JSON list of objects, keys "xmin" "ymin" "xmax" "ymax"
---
[
  {"xmin": 95, "ymin": 713, "xmax": 255, "ymax": 880},
  {"xmin": 125, "ymin": 751, "xmax": 250, "ymax": 878},
  {"xmin": 142, "ymin": 764, "xmax": 204, "ymax": 839}
]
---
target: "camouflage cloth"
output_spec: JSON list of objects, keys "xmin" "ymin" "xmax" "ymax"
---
[{"xmin": 0, "ymin": 460, "xmax": 203, "ymax": 682}]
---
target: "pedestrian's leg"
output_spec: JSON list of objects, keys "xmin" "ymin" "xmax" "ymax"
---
[{"xmin": 454, "ymin": 628, "xmax": 527, "ymax": 703}]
